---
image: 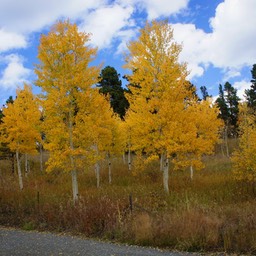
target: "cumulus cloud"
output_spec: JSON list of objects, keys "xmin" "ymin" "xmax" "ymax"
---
[
  {"xmin": 171, "ymin": 0, "xmax": 256, "ymax": 80},
  {"xmin": 172, "ymin": 23, "xmax": 209, "ymax": 78},
  {"xmin": 0, "ymin": 0, "xmax": 106, "ymax": 54},
  {"xmin": 0, "ymin": 0, "xmax": 189, "ymax": 54},
  {"xmin": 0, "ymin": 29, "xmax": 27, "ymax": 52},
  {"xmin": 79, "ymin": 4, "xmax": 135, "ymax": 50},
  {"xmin": 0, "ymin": 0, "xmax": 106, "ymax": 33},
  {"xmin": 0, "ymin": 54, "xmax": 31, "ymax": 90},
  {"xmin": 233, "ymin": 80, "xmax": 251, "ymax": 101},
  {"xmin": 208, "ymin": 0, "xmax": 256, "ymax": 68}
]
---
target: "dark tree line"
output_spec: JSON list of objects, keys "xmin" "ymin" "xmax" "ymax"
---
[
  {"xmin": 215, "ymin": 82, "xmax": 240, "ymax": 137},
  {"xmin": 245, "ymin": 64, "xmax": 256, "ymax": 114},
  {"xmin": 97, "ymin": 66, "xmax": 129, "ymax": 119}
]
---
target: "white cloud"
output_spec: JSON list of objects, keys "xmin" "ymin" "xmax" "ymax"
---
[
  {"xmin": 115, "ymin": 29, "xmax": 138, "ymax": 54},
  {"xmin": 0, "ymin": 29, "xmax": 27, "ymax": 52},
  {"xmin": 118, "ymin": 0, "xmax": 189, "ymax": 19},
  {"xmin": 222, "ymin": 68, "xmax": 241, "ymax": 82},
  {"xmin": 172, "ymin": 23, "xmax": 209, "ymax": 78},
  {"xmin": 0, "ymin": 54, "xmax": 31, "ymax": 90},
  {"xmin": 139, "ymin": 0, "xmax": 189, "ymax": 19},
  {"xmin": 171, "ymin": 0, "xmax": 256, "ymax": 80},
  {"xmin": 0, "ymin": 0, "xmax": 106, "ymax": 53},
  {"xmin": 79, "ymin": 4, "xmax": 135, "ymax": 49},
  {"xmin": 233, "ymin": 80, "xmax": 251, "ymax": 101},
  {"xmin": 0, "ymin": 0, "xmax": 106, "ymax": 33},
  {"xmin": 0, "ymin": 0, "xmax": 189, "ymax": 54},
  {"xmin": 208, "ymin": 0, "xmax": 256, "ymax": 68}
]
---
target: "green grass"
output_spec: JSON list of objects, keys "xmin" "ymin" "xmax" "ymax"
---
[{"xmin": 0, "ymin": 151, "xmax": 256, "ymax": 254}]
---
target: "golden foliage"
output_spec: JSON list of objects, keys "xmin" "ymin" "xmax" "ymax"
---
[
  {"xmin": 232, "ymin": 103, "xmax": 256, "ymax": 182},
  {"xmin": 0, "ymin": 84, "xmax": 41, "ymax": 154},
  {"xmin": 35, "ymin": 20, "xmax": 101, "ymax": 172},
  {"xmin": 124, "ymin": 20, "xmax": 222, "ymax": 172}
]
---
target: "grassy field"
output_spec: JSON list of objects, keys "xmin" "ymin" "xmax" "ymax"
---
[{"xmin": 0, "ymin": 146, "xmax": 256, "ymax": 254}]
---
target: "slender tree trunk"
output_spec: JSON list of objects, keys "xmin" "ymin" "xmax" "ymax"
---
[
  {"xmin": 122, "ymin": 152, "xmax": 126, "ymax": 164},
  {"xmin": 69, "ymin": 108, "xmax": 78, "ymax": 202},
  {"xmin": 71, "ymin": 170, "xmax": 78, "ymax": 201},
  {"xmin": 163, "ymin": 156, "xmax": 169, "ymax": 194},
  {"xmin": 94, "ymin": 144, "xmax": 100, "ymax": 188},
  {"xmin": 107, "ymin": 152, "xmax": 112, "ymax": 184},
  {"xmin": 95, "ymin": 161, "xmax": 100, "ymax": 188},
  {"xmin": 39, "ymin": 143, "xmax": 43, "ymax": 172},
  {"xmin": 225, "ymin": 126, "xmax": 230, "ymax": 157},
  {"xmin": 220, "ymin": 138, "xmax": 225, "ymax": 157},
  {"xmin": 190, "ymin": 165, "xmax": 193, "ymax": 180},
  {"xmin": 25, "ymin": 153, "xmax": 28, "ymax": 177},
  {"xmin": 16, "ymin": 150, "xmax": 23, "ymax": 190},
  {"xmin": 128, "ymin": 143, "xmax": 131, "ymax": 171}
]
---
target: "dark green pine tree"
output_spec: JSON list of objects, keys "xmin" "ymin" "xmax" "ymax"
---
[
  {"xmin": 200, "ymin": 85, "xmax": 211, "ymax": 100},
  {"xmin": 0, "ymin": 109, "xmax": 3, "ymax": 123},
  {"xmin": 216, "ymin": 84, "xmax": 229, "ymax": 122},
  {"xmin": 245, "ymin": 64, "xmax": 256, "ymax": 113},
  {"xmin": 224, "ymin": 82, "xmax": 240, "ymax": 134},
  {"xmin": 216, "ymin": 82, "xmax": 240, "ymax": 137},
  {"xmin": 0, "ymin": 96, "xmax": 14, "ymax": 123},
  {"xmin": 98, "ymin": 66, "xmax": 129, "ymax": 119}
]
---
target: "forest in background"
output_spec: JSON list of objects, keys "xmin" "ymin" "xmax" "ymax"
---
[{"xmin": 0, "ymin": 20, "xmax": 256, "ymax": 254}]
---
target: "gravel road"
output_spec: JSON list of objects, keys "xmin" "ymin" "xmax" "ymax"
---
[{"xmin": 0, "ymin": 227, "xmax": 196, "ymax": 256}]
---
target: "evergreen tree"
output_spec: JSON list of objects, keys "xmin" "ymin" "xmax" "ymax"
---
[
  {"xmin": 0, "ymin": 96, "xmax": 14, "ymax": 123},
  {"xmin": 216, "ymin": 84, "xmax": 229, "ymax": 122},
  {"xmin": 98, "ymin": 66, "xmax": 129, "ymax": 119},
  {"xmin": 245, "ymin": 64, "xmax": 256, "ymax": 113},
  {"xmin": 224, "ymin": 81, "xmax": 240, "ymax": 135},
  {"xmin": 200, "ymin": 85, "xmax": 211, "ymax": 100}
]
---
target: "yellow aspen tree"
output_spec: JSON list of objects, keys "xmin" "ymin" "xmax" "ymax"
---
[
  {"xmin": 124, "ymin": 20, "xmax": 221, "ymax": 193},
  {"xmin": 35, "ymin": 21, "xmax": 100, "ymax": 201},
  {"xmin": 75, "ymin": 89, "xmax": 117, "ymax": 187},
  {"xmin": 172, "ymin": 99, "xmax": 222, "ymax": 179},
  {"xmin": 1, "ymin": 84, "xmax": 41, "ymax": 190},
  {"xmin": 232, "ymin": 103, "xmax": 256, "ymax": 184},
  {"xmin": 124, "ymin": 20, "xmax": 191, "ymax": 193},
  {"xmin": 119, "ymin": 119, "xmax": 133, "ymax": 171},
  {"xmin": 104, "ymin": 116, "xmax": 124, "ymax": 184}
]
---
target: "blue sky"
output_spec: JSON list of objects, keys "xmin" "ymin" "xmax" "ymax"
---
[{"xmin": 0, "ymin": 0, "xmax": 256, "ymax": 105}]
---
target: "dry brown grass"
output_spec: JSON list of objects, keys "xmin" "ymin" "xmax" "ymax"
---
[{"xmin": 0, "ymin": 152, "xmax": 256, "ymax": 254}]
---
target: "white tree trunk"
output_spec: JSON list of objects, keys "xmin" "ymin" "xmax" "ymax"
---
[
  {"xmin": 107, "ymin": 152, "xmax": 112, "ymax": 184},
  {"xmin": 71, "ymin": 170, "xmax": 78, "ymax": 201},
  {"xmin": 190, "ymin": 165, "xmax": 194, "ymax": 180},
  {"xmin": 16, "ymin": 150, "xmax": 23, "ymax": 190},
  {"xmin": 163, "ymin": 157, "xmax": 169, "ymax": 194},
  {"xmin": 69, "ymin": 108, "xmax": 78, "ymax": 202},
  {"xmin": 25, "ymin": 153, "xmax": 28, "ymax": 177}
]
